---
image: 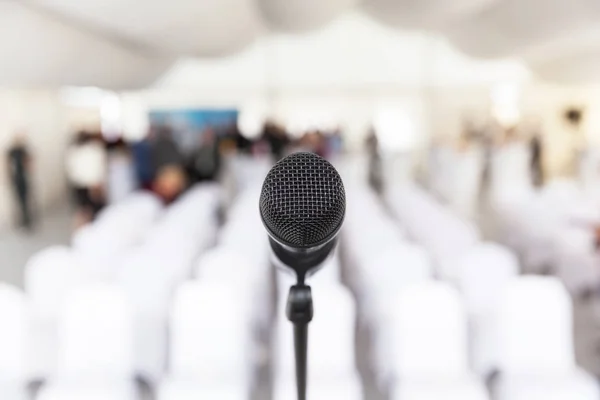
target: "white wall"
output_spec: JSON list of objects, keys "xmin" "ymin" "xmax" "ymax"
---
[{"xmin": 0, "ymin": 90, "xmax": 69, "ymax": 229}]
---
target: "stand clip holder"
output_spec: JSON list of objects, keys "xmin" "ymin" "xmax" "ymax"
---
[{"xmin": 286, "ymin": 283, "xmax": 313, "ymax": 400}]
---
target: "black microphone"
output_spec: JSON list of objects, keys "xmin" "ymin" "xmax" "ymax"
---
[
  {"xmin": 259, "ymin": 151, "xmax": 346, "ymax": 283},
  {"xmin": 259, "ymin": 151, "xmax": 346, "ymax": 400}
]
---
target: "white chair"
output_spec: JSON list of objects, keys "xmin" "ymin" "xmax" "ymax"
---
[
  {"xmin": 552, "ymin": 227, "xmax": 600, "ymax": 295},
  {"xmin": 24, "ymin": 247, "xmax": 83, "ymax": 316},
  {"xmin": 360, "ymin": 243, "xmax": 432, "ymax": 316},
  {"xmin": 388, "ymin": 282, "xmax": 486, "ymax": 398},
  {"xmin": 391, "ymin": 378, "xmax": 490, "ymax": 400},
  {"xmin": 273, "ymin": 284, "xmax": 361, "ymax": 400},
  {"xmin": 58, "ymin": 284, "xmax": 135, "ymax": 378},
  {"xmin": 38, "ymin": 284, "xmax": 137, "ymax": 400},
  {"xmin": 366, "ymin": 244, "xmax": 433, "ymax": 385},
  {"xmin": 157, "ymin": 379, "xmax": 248, "ymax": 400},
  {"xmin": 494, "ymin": 370, "xmax": 600, "ymax": 400},
  {"xmin": 0, "ymin": 284, "xmax": 29, "ymax": 400},
  {"xmin": 334, "ymin": 153, "xmax": 370, "ymax": 185},
  {"xmin": 273, "ymin": 378, "xmax": 363, "ymax": 400},
  {"xmin": 37, "ymin": 383, "xmax": 137, "ymax": 400},
  {"xmin": 455, "ymin": 243, "xmax": 519, "ymax": 376},
  {"xmin": 489, "ymin": 142, "xmax": 533, "ymax": 210},
  {"xmin": 385, "ymin": 184, "xmax": 480, "ymax": 279},
  {"xmin": 498, "ymin": 277, "xmax": 574, "ymax": 374},
  {"xmin": 74, "ymin": 195, "xmax": 150, "ymax": 252},
  {"xmin": 343, "ymin": 184, "xmax": 407, "ymax": 294},
  {"xmin": 24, "ymin": 246, "xmax": 87, "ymax": 378},
  {"xmin": 157, "ymin": 282, "xmax": 254, "ymax": 400},
  {"xmin": 391, "ymin": 282, "xmax": 469, "ymax": 378},
  {"xmin": 448, "ymin": 146, "xmax": 484, "ymax": 221},
  {"xmin": 195, "ymin": 247, "xmax": 273, "ymax": 335},
  {"xmin": 493, "ymin": 277, "xmax": 599, "ymax": 400},
  {"xmin": 71, "ymin": 226, "xmax": 130, "ymax": 282},
  {"xmin": 160, "ymin": 183, "xmax": 221, "ymax": 239},
  {"xmin": 116, "ymin": 249, "xmax": 174, "ymax": 383}
]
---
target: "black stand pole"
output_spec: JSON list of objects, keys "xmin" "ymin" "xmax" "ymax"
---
[{"xmin": 286, "ymin": 283, "xmax": 313, "ymax": 400}]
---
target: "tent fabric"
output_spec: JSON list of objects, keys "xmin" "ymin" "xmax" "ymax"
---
[{"xmin": 2, "ymin": 0, "xmax": 600, "ymax": 88}]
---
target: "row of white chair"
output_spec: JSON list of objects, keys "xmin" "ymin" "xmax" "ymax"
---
[
  {"xmin": 342, "ymin": 183, "xmax": 434, "ymax": 391},
  {"xmin": 161, "ymin": 182, "xmax": 277, "ymax": 398},
  {"xmin": 0, "ymin": 279, "xmax": 255, "ymax": 400},
  {"xmin": 384, "ymin": 182, "xmax": 480, "ymax": 282},
  {"xmin": 23, "ymin": 185, "xmax": 222, "ymax": 382},
  {"xmin": 492, "ymin": 178, "xmax": 600, "ymax": 294},
  {"xmin": 428, "ymin": 144, "xmax": 485, "ymax": 221},
  {"xmin": 381, "ymin": 277, "xmax": 598, "ymax": 400},
  {"xmin": 380, "ymin": 177, "xmax": 599, "ymax": 398},
  {"xmin": 383, "ymin": 182, "xmax": 527, "ymax": 377}
]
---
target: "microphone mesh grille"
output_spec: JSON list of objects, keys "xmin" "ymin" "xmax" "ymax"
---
[{"xmin": 259, "ymin": 152, "xmax": 346, "ymax": 247}]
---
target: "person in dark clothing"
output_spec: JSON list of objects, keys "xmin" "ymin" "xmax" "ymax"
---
[
  {"xmin": 148, "ymin": 126, "xmax": 187, "ymax": 203},
  {"xmin": 131, "ymin": 138, "xmax": 154, "ymax": 190},
  {"xmin": 366, "ymin": 128, "xmax": 383, "ymax": 193},
  {"xmin": 150, "ymin": 126, "xmax": 184, "ymax": 174},
  {"xmin": 530, "ymin": 133, "xmax": 544, "ymax": 187},
  {"xmin": 262, "ymin": 121, "xmax": 290, "ymax": 161},
  {"xmin": 188, "ymin": 127, "xmax": 221, "ymax": 183},
  {"xmin": 7, "ymin": 133, "xmax": 33, "ymax": 230}
]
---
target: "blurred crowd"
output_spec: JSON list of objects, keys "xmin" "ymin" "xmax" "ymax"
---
[{"xmin": 5, "ymin": 119, "xmax": 345, "ymax": 232}]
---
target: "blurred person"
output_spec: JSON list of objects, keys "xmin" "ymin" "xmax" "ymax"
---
[
  {"xmin": 224, "ymin": 122, "xmax": 252, "ymax": 154},
  {"xmin": 131, "ymin": 130, "xmax": 155, "ymax": 190},
  {"xmin": 147, "ymin": 125, "xmax": 188, "ymax": 203},
  {"xmin": 6, "ymin": 132, "xmax": 33, "ymax": 230},
  {"xmin": 261, "ymin": 121, "xmax": 290, "ymax": 161},
  {"xmin": 328, "ymin": 128, "xmax": 344, "ymax": 156},
  {"xmin": 150, "ymin": 125, "xmax": 184, "ymax": 175},
  {"xmin": 530, "ymin": 131, "xmax": 544, "ymax": 187},
  {"xmin": 65, "ymin": 131, "xmax": 107, "ymax": 225},
  {"xmin": 188, "ymin": 127, "xmax": 221, "ymax": 183},
  {"xmin": 366, "ymin": 128, "xmax": 383, "ymax": 192},
  {"xmin": 153, "ymin": 164, "xmax": 187, "ymax": 204}
]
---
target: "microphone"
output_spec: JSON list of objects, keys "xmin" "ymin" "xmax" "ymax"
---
[
  {"xmin": 259, "ymin": 151, "xmax": 346, "ymax": 283},
  {"xmin": 259, "ymin": 151, "xmax": 346, "ymax": 400}
]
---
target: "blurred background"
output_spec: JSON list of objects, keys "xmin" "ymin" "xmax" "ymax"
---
[{"xmin": 2, "ymin": 1, "xmax": 600, "ymax": 399}]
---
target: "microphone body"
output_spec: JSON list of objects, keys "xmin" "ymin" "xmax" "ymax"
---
[
  {"xmin": 259, "ymin": 151, "xmax": 346, "ymax": 281},
  {"xmin": 268, "ymin": 237, "xmax": 337, "ymax": 282}
]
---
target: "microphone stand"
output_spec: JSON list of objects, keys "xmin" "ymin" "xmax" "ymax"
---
[{"xmin": 286, "ymin": 278, "xmax": 313, "ymax": 400}]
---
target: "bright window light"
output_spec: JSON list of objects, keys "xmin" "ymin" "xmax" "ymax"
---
[
  {"xmin": 491, "ymin": 82, "xmax": 521, "ymax": 127},
  {"xmin": 121, "ymin": 94, "xmax": 150, "ymax": 142},
  {"xmin": 59, "ymin": 86, "xmax": 106, "ymax": 108},
  {"xmin": 373, "ymin": 108, "xmax": 417, "ymax": 152},
  {"xmin": 238, "ymin": 103, "xmax": 267, "ymax": 140},
  {"xmin": 100, "ymin": 93, "xmax": 122, "ymax": 141}
]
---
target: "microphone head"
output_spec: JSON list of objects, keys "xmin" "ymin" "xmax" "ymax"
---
[{"xmin": 259, "ymin": 152, "xmax": 346, "ymax": 249}]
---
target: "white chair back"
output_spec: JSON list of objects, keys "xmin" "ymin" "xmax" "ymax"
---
[
  {"xmin": 0, "ymin": 284, "xmax": 29, "ymax": 380},
  {"xmin": 24, "ymin": 246, "xmax": 86, "ymax": 319},
  {"xmin": 457, "ymin": 243, "xmax": 520, "ymax": 316},
  {"xmin": 367, "ymin": 243, "xmax": 432, "ymax": 292},
  {"xmin": 498, "ymin": 277, "xmax": 575, "ymax": 374},
  {"xmin": 392, "ymin": 282, "xmax": 469, "ymax": 379},
  {"xmin": 169, "ymin": 282, "xmax": 252, "ymax": 381},
  {"xmin": 57, "ymin": 284, "xmax": 134, "ymax": 380}
]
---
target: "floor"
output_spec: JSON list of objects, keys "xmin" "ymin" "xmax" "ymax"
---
[{"xmin": 0, "ymin": 206, "xmax": 71, "ymax": 288}]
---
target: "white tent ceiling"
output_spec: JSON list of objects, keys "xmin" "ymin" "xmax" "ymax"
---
[{"xmin": 3, "ymin": 0, "xmax": 600, "ymax": 88}]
